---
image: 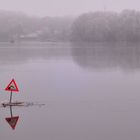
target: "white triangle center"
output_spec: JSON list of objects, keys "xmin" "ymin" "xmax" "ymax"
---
[{"xmin": 9, "ymin": 82, "xmax": 16, "ymax": 90}]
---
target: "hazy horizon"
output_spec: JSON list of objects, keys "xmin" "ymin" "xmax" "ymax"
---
[{"xmin": 0, "ymin": 0, "xmax": 140, "ymax": 17}]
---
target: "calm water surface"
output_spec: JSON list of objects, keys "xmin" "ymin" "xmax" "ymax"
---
[{"xmin": 0, "ymin": 42, "xmax": 140, "ymax": 140}]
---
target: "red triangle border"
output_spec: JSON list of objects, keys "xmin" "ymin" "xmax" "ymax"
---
[
  {"xmin": 5, "ymin": 79, "xmax": 19, "ymax": 92},
  {"xmin": 5, "ymin": 116, "xmax": 19, "ymax": 130}
]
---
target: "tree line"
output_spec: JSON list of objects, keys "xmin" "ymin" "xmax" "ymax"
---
[
  {"xmin": 71, "ymin": 10, "xmax": 140, "ymax": 42},
  {"xmin": 0, "ymin": 10, "xmax": 140, "ymax": 42},
  {"xmin": 0, "ymin": 10, "xmax": 74, "ymax": 42}
]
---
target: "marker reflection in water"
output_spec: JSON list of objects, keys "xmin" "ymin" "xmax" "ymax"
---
[{"xmin": 5, "ymin": 106, "xmax": 19, "ymax": 130}]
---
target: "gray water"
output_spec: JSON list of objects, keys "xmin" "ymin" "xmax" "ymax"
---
[{"xmin": 0, "ymin": 42, "xmax": 140, "ymax": 140}]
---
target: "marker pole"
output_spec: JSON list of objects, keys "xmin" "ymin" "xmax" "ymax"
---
[
  {"xmin": 10, "ymin": 106, "xmax": 13, "ymax": 117},
  {"xmin": 10, "ymin": 91, "xmax": 13, "ymax": 104}
]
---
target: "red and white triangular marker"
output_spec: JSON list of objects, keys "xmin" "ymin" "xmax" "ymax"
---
[
  {"xmin": 5, "ymin": 79, "xmax": 19, "ymax": 92},
  {"xmin": 5, "ymin": 116, "xmax": 19, "ymax": 130}
]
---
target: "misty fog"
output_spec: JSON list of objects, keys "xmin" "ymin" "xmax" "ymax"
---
[
  {"xmin": 1, "ymin": 10, "xmax": 140, "ymax": 42},
  {"xmin": 1, "ymin": 1, "xmax": 140, "ymax": 140}
]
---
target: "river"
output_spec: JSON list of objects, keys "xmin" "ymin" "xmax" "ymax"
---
[{"xmin": 0, "ymin": 42, "xmax": 140, "ymax": 140}]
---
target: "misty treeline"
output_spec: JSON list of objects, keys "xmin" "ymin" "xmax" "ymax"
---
[
  {"xmin": 72, "ymin": 10, "xmax": 140, "ymax": 42},
  {"xmin": 0, "ymin": 10, "xmax": 74, "ymax": 42},
  {"xmin": 1, "ymin": 10, "xmax": 140, "ymax": 42}
]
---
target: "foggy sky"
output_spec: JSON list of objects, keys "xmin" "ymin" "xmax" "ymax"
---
[{"xmin": 0, "ymin": 0, "xmax": 140, "ymax": 17}]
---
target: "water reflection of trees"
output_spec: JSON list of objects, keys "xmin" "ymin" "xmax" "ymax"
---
[
  {"xmin": 1, "ymin": 42, "xmax": 140, "ymax": 71},
  {"xmin": 71, "ymin": 42, "xmax": 140, "ymax": 71},
  {"xmin": 0, "ymin": 42, "xmax": 71, "ymax": 65}
]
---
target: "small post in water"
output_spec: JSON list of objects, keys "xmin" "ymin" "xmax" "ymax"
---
[
  {"xmin": 9, "ymin": 90, "xmax": 13, "ymax": 104},
  {"xmin": 10, "ymin": 105, "xmax": 13, "ymax": 117}
]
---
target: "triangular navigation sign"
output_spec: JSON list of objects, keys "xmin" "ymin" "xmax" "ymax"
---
[
  {"xmin": 5, "ymin": 79, "xmax": 19, "ymax": 92},
  {"xmin": 5, "ymin": 116, "xmax": 19, "ymax": 130}
]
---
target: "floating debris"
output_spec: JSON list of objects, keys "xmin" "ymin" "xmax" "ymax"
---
[{"xmin": 1, "ymin": 101, "xmax": 45, "ymax": 108}]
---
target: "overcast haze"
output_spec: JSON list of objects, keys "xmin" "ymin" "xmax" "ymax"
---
[{"xmin": 0, "ymin": 0, "xmax": 139, "ymax": 17}]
